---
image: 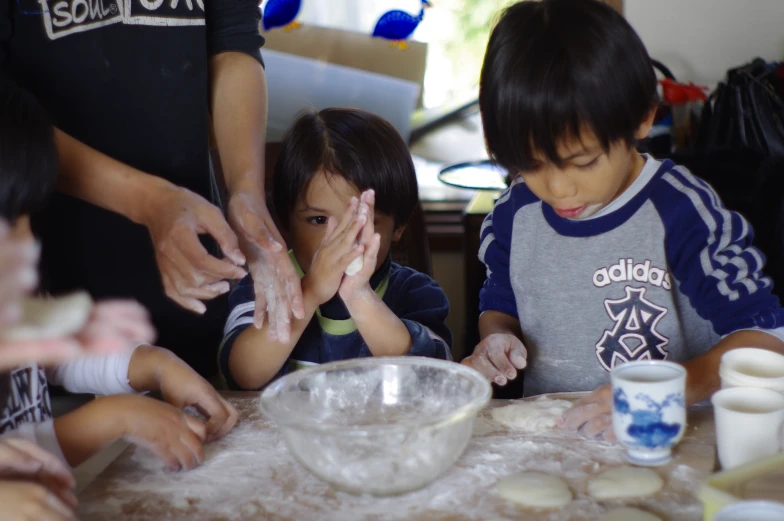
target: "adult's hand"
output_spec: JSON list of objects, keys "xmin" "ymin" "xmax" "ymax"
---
[
  {"xmin": 143, "ymin": 185, "xmax": 248, "ymax": 314},
  {"xmin": 227, "ymin": 191, "xmax": 303, "ymax": 343}
]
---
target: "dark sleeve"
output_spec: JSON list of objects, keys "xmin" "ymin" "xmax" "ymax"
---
[
  {"xmin": 206, "ymin": 0, "xmax": 265, "ymax": 66},
  {"xmin": 217, "ymin": 275, "xmax": 256, "ymax": 390},
  {"xmin": 0, "ymin": 0, "xmax": 11, "ymax": 72},
  {"xmin": 478, "ymin": 180, "xmax": 536, "ymax": 317},
  {"xmin": 392, "ymin": 270, "xmax": 453, "ymax": 360}
]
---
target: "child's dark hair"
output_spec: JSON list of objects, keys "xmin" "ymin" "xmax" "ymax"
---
[
  {"xmin": 480, "ymin": 0, "xmax": 658, "ymax": 173},
  {"xmin": 272, "ymin": 108, "xmax": 418, "ymax": 229},
  {"xmin": 0, "ymin": 79, "xmax": 58, "ymax": 222}
]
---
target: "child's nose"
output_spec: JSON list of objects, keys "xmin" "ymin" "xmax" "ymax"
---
[{"xmin": 546, "ymin": 171, "xmax": 577, "ymax": 200}]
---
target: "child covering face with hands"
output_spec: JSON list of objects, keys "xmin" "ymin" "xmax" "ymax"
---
[{"xmin": 220, "ymin": 108, "xmax": 453, "ymax": 390}]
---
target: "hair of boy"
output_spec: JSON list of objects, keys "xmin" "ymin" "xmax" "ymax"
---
[
  {"xmin": 479, "ymin": 0, "xmax": 658, "ymax": 175},
  {"xmin": 0, "ymin": 79, "xmax": 58, "ymax": 222},
  {"xmin": 272, "ymin": 107, "xmax": 419, "ymax": 229}
]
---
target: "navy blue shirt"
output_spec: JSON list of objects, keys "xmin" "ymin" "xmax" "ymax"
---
[{"xmin": 219, "ymin": 258, "xmax": 453, "ymax": 390}]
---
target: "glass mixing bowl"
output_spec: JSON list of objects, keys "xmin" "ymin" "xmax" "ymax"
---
[{"xmin": 259, "ymin": 357, "xmax": 491, "ymax": 496}]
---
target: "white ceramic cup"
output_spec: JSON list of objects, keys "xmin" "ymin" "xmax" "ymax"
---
[
  {"xmin": 714, "ymin": 500, "xmax": 784, "ymax": 521},
  {"xmin": 611, "ymin": 360, "xmax": 687, "ymax": 466},
  {"xmin": 720, "ymin": 348, "xmax": 784, "ymax": 395},
  {"xmin": 712, "ymin": 387, "xmax": 784, "ymax": 470}
]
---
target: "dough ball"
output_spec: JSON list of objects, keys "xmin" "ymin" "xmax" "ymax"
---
[
  {"xmin": 491, "ymin": 397, "xmax": 572, "ymax": 432},
  {"xmin": 587, "ymin": 466, "xmax": 664, "ymax": 500},
  {"xmin": 344, "ymin": 256, "xmax": 364, "ymax": 276},
  {"xmin": 2, "ymin": 292, "xmax": 93, "ymax": 341},
  {"xmin": 496, "ymin": 471, "xmax": 572, "ymax": 509},
  {"xmin": 600, "ymin": 507, "xmax": 661, "ymax": 521}
]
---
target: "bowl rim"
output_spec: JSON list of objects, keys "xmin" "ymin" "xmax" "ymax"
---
[{"xmin": 258, "ymin": 356, "xmax": 492, "ymax": 434}]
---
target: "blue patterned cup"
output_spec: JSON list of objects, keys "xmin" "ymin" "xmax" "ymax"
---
[{"xmin": 611, "ymin": 360, "xmax": 687, "ymax": 466}]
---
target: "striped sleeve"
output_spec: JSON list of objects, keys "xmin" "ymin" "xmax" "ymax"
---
[
  {"xmin": 652, "ymin": 166, "xmax": 784, "ymax": 336},
  {"xmin": 478, "ymin": 179, "xmax": 536, "ymax": 318},
  {"xmin": 218, "ymin": 275, "xmax": 256, "ymax": 390}
]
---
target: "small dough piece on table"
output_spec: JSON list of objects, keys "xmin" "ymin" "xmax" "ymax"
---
[
  {"xmin": 601, "ymin": 507, "xmax": 661, "ymax": 521},
  {"xmin": 491, "ymin": 397, "xmax": 572, "ymax": 432},
  {"xmin": 496, "ymin": 471, "xmax": 572, "ymax": 509},
  {"xmin": 344, "ymin": 255, "xmax": 364, "ymax": 276},
  {"xmin": 588, "ymin": 466, "xmax": 664, "ymax": 500},
  {"xmin": 1, "ymin": 292, "xmax": 93, "ymax": 341}
]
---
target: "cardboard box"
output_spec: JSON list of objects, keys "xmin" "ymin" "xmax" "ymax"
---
[{"xmin": 262, "ymin": 24, "xmax": 428, "ymax": 107}]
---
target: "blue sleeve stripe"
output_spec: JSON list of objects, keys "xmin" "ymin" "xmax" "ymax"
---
[
  {"xmin": 677, "ymin": 167, "xmax": 758, "ymax": 261},
  {"xmin": 686, "ymin": 168, "xmax": 774, "ymax": 292},
  {"xmin": 662, "ymin": 169, "xmax": 770, "ymax": 301},
  {"xmin": 495, "ymin": 176, "xmax": 524, "ymax": 203},
  {"xmin": 479, "ymin": 177, "xmax": 526, "ymax": 240},
  {"xmin": 688, "ymin": 175, "xmax": 772, "ymax": 290},
  {"xmin": 476, "ymin": 178, "xmax": 537, "ymax": 318},
  {"xmin": 478, "ymin": 180, "xmax": 535, "ymax": 264},
  {"xmin": 479, "ymin": 214, "xmax": 493, "ymax": 238},
  {"xmin": 688, "ymin": 171, "xmax": 756, "ymax": 249},
  {"xmin": 477, "ymin": 232, "xmax": 496, "ymax": 268}
]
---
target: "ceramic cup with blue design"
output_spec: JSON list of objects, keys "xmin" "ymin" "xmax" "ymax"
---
[{"xmin": 611, "ymin": 360, "xmax": 687, "ymax": 466}]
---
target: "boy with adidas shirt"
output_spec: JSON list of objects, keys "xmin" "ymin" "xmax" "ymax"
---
[{"xmin": 462, "ymin": 0, "xmax": 784, "ymax": 441}]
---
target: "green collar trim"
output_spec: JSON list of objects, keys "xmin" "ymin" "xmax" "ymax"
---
[{"xmin": 288, "ymin": 251, "xmax": 389, "ymax": 336}]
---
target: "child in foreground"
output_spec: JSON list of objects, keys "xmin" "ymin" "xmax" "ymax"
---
[
  {"xmin": 0, "ymin": 78, "xmax": 238, "ymax": 491},
  {"xmin": 462, "ymin": 0, "xmax": 784, "ymax": 440},
  {"xmin": 220, "ymin": 108, "xmax": 452, "ymax": 390}
]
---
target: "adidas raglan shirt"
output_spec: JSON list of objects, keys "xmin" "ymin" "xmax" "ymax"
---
[{"xmin": 479, "ymin": 156, "xmax": 784, "ymax": 397}]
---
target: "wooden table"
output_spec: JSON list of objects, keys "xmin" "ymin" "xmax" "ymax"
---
[{"xmin": 77, "ymin": 393, "xmax": 716, "ymax": 521}]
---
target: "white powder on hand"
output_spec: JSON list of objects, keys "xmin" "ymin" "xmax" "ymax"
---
[{"xmin": 344, "ymin": 256, "xmax": 363, "ymax": 276}]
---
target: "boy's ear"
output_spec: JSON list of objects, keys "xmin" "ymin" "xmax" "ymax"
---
[
  {"xmin": 392, "ymin": 225, "xmax": 407, "ymax": 242},
  {"xmin": 634, "ymin": 106, "xmax": 658, "ymax": 140}
]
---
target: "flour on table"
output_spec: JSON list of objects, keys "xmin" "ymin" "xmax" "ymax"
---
[
  {"xmin": 75, "ymin": 397, "xmax": 709, "ymax": 521},
  {"xmin": 600, "ymin": 507, "xmax": 662, "ymax": 521},
  {"xmin": 472, "ymin": 417, "xmax": 503, "ymax": 436},
  {"xmin": 491, "ymin": 397, "xmax": 572, "ymax": 431},
  {"xmin": 2, "ymin": 292, "xmax": 92, "ymax": 340},
  {"xmin": 587, "ymin": 466, "xmax": 664, "ymax": 500},
  {"xmin": 496, "ymin": 471, "xmax": 572, "ymax": 509}
]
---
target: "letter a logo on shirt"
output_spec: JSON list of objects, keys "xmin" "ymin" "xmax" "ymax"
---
[{"xmin": 595, "ymin": 286, "xmax": 669, "ymax": 371}]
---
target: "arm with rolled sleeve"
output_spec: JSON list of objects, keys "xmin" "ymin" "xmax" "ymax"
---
[{"xmin": 46, "ymin": 348, "xmax": 139, "ymax": 397}]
